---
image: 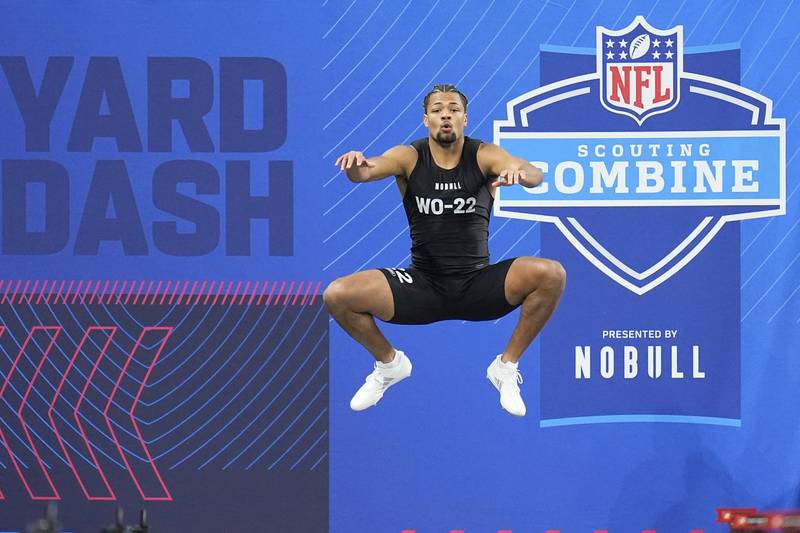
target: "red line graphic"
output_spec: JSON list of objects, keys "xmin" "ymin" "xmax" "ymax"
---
[
  {"xmin": 150, "ymin": 280, "xmax": 162, "ymax": 305},
  {"xmin": 257, "ymin": 280, "xmax": 270, "ymax": 305},
  {"xmin": 80, "ymin": 280, "xmax": 92, "ymax": 303},
  {"xmin": 131, "ymin": 280, "xmax": 146, "ymax": 305},
  {"xmin": 309, "ymin": 281, "xmax": 322, "ymax": 305},
  {"xmin": 136, "ymin": 281, "xmax": 152, "ymax": 305},
  {"xmin": 229, "ymin": 281, "xmax": 242, "ymax": 305},
  {"xmin": 36, "ymin": 280, "xmax": 49, "ymax": 304},
  {"xmin": 212, "ymin": 280, "xmax": 225, "ymax": 305},
  {"xmin": 273, "ymin": 281, "xmax": 286, "ymax": 305},
  {"xmin": 291, "ymin": 281, "xmax": 305, "ymax": 305},
  {"xmin": 48, "ymin": 327, "xmax": 117, "ymax": 500},
  {"xmin": 94, "ymin": 280, "xmax": 109, "ymax": 304},
  {"xmin": 204, "ymin": 281, "xmax": 217, "ymax": 305},
  {"xmin": 238, "ymin": 281, "xmax": 252, "ymax": 305},
  {"xmin": 220, "ymin": 281, "xmax": 233, "ymax": 305},
  {"xmin": 107, "ymin": 280, "xmax": 119, "ymax": 304},
  {"xmin": 264, "ymin": 280, "xmax": 277, "ymax": 305},
  {"xmin": 71, "ymin": 280, "xmax": 83, "ymax": 304},
  {"xmin": 26, "ymin": 279, "xmax": 39, "ymax": 303},
  {"xmin": 90, "ymin": 280, "xmax": 103, "ymax": 304},
  {"xmin": 0, "ymin": 325, "xmax": 5, "ymax": 499},
  {"xmin": 160, "ymin": 280, "xmax": 172, "ymax": 305},
  {"xmin": 248, "ymin": 281, "xmax": 262, "ymax": 305},
  {"xmin": 283, "ymin": 281, "xmax": 296, "ymax": 305},
  {"xmin": 124, "ymin": 281, "xmax": 134, "ymax": 304},
  {"xmin": 185, "ymin": 280, "xmax": 198, "ymax": 305},
  {"xmin": 63, "ymin": 280, "xmax": 75, "ymax": 304},
  {"xmin": 169, "ymin": 280, "xmax": 181, "ymax": 305},
  {"xmin": 0, "ymin": 280, "xmax": 324, "ymax": 306},
  {"xmin": 137, "ymin": 280, "xmax": 147, "ymax": 303},
  {"xmin": 176, "ymin": 281, "xmax": 189, "ymax": 305},
  {"xmin": 17, "ymin": 279, "xmax": 31, "ymax": 304},
  {"xmin": 194, "ymin": 280, "xmax": 208, "ymax": 305},
  {"xmin": 104, "ymin": 327, "xmax": 174, "ymax": 501},
  {"xmin": 301, "ymin": 281, "xmax": 313, "ymax": 305},
  {"xmin": 31, "ymin": 280, "xmax": 42, "ymax": 302},
  {"xmin": 0, "ymin": 326, "xmax": 62, "ymax": 500},
  {"xmin": 12, "ymin": 280, "xmax": 22, "ymax": 303},
  {"xmin": 182, "ymin": 280, "xmax": 198, "ymax": 305},
  {"xmin": 52, "ymin": 280, "xmax": 65, "ymax": 304},
  {"xmin": 117, "ymin": 280, "xmax": 128, "ymax": 304},
  {"xmin": 28, "ymin": 280, "xmax": 40, "ymax": 303}
]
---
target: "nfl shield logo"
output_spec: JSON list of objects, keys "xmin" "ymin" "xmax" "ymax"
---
[{"xmin": 598, "ymin": 16, "xmax": 682, "ymax": 124}]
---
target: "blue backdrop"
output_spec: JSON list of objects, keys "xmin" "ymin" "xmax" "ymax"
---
[{"xmin": 1, "ymin": 1, "xmax": 798, "ymax": 532}]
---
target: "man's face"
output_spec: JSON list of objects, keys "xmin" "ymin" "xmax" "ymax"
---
[{"xmin": 424, "ymin": 92, "xmax": 467, "ymax": 145}]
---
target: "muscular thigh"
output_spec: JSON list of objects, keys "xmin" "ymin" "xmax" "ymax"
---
[
  {"xmin": 328, "ymin": 269, "xmax": 395, "ymax": 321},
  {"xmin": 504, "ymin": 256, "xmax": 563, "ymax": 305}
]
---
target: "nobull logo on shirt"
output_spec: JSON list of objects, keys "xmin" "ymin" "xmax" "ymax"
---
[{"xmin": 492, "ymin": 16, "xmax": 786, "ymax": 427}]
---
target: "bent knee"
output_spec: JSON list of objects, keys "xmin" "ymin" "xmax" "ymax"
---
[
  {"xmin": 542, "ymin": 259, "xmax": 566, "ymax": 289},
  {"xmin": 522, "ymin": 258, "xmax": 566, "ymax": 291},
  {"xmin": 323, "ymin": 279, "xmax": 349, "ymax": 309}
]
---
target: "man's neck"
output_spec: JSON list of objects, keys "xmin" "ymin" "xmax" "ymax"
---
[{"xmin": 428, "ymin": 136, "xmax": 465, "ymax": 169}]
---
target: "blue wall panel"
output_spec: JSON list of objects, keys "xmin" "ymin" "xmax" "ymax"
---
[{"xmin": 0, "ymin": 1, "xmax": 797, "ymax": 532}]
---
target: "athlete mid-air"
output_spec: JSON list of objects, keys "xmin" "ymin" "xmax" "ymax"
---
[{"xmin": 324, "ymin": 84, "xmax": 566, "ymax": 416}]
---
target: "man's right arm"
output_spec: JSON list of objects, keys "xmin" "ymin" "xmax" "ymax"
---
[{"xmin": 335, "ymin": 145, "xmax": 417, "ymax": 183}]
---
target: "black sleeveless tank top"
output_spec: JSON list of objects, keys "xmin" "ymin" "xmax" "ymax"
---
[{"xmin": 402, "ymin": 136, "xmax": 493, "ymax": 275}]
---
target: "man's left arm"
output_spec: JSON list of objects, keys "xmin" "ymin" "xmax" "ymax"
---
[{"xmin": 477, "ymin": 143, "xmax": 544, "ymax": 188}]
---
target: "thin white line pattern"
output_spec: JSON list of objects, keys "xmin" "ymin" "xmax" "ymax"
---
[{"xmin": 322, "ymin": 1, "xmax": 799, "ymax": 327}]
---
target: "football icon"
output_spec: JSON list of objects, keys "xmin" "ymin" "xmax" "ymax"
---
[{"xmin": 629, "ymin": 34, "xmax": 651, "ymax": 59}]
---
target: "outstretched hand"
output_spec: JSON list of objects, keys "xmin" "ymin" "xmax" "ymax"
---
[
  {"xmin": 335, "ymin": 151, "xmax": 377, "ymax": 171},
  {"xmin": 492, "ymin": 169, "xmax": 529, "ymax": 187}
]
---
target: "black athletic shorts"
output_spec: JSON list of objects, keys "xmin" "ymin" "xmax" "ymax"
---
[{"xmin": 379, "ymin": 258, "xmax": 519, "ymax": 324}]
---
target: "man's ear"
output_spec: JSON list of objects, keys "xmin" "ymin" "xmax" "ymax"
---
[
  {"xmin": 423, "ymin": 114, "xmax": 429, "ymax": 128},
  {"xmin": 464, "ymin": 113, "xmax": 468, "ymax": 128}
]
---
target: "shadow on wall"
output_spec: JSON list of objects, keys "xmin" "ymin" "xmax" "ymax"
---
[{"xmin": 608, "ymin": 424, "xmax": 752, "ymax": 532}]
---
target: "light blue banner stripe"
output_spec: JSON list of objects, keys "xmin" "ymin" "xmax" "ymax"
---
[
  {"xmin": 540, "ymin": 414, "xmax": 742, "ymax": 427},
  {"xmin": 499, "ymin": 135, "xmax": 781, "ymax": 202}
]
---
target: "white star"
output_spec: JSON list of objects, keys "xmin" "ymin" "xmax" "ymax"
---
[
  {"xmin": 652, "ymin": 38, "xmax": 661, "ymax": 48},
  {"xmin": 606, "ymin": 38, "xmax": 615, "ymax": 48},
  {"xmin": 606, "ymin": 51, "xmax": 615, "ymax": 60},
  {"xmin": 619, "ymin": 38, "xmax": 628, "ymax": 47},
  {"xmin": 666, "ymin": 38, "xmax": 674, "ymax": 47},
  {"xmin": 652, "ymin": 50, "xmax": 661, "ymax": 59},
  {"xmin": 665, "ymin": 50, "xmax": 674, "ymax": 59},
  {"xmin": 619, "ymin": 50, "xmax": 628, "ymax": 59}
]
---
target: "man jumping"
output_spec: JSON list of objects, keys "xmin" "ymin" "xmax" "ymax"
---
[{"xmin": 324, "ymin": 84, "xmax": 565, "ymax": 416}]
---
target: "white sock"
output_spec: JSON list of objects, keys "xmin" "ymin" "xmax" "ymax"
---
[
  {"xmin": 499, "ymin": 356, "xmax": 517, "ymax": 369},
  {"xmin": 378, "ymin": 350, "xmax": 401, "ymax": 368}
]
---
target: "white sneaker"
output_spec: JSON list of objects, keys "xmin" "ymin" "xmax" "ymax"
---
[
  {"xmin": 486, "ymin": 355, "xmax": 526, "ymax": 417},
  {"xmin": 350, "ymin": 350, "xmax": 412, "ymax": 411}
]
